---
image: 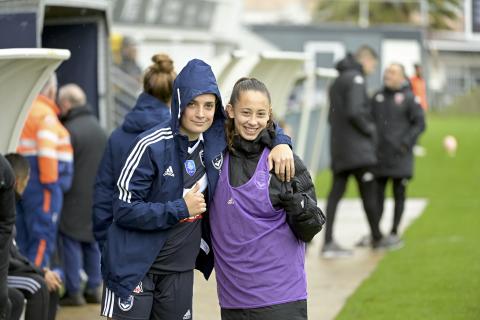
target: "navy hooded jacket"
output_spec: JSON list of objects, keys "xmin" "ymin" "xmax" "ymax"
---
[
  {"xmin": 101, "ymin": 60, "xmax": 292, "ymax": 299},
  {"xmin": 93, "ymin": 92, "xmax": 170, "ymax": 251}
]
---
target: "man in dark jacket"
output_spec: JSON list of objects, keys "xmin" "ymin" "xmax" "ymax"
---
[
  {"xmin": 322, "ymin": 46, "xmax": 399, "ymax": 258},
  {"xmin": 0, "ymin": 154, "xmax": 15, "ymax": 320},
  {"xmin": 371, "ymin": 63, "xmax": 425, "ymax": 244},
  {"xmin": 57, "ymin": 84, "xmax": 107, "ymax": 305}
]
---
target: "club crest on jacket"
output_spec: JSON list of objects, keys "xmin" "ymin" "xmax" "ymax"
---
[{"xmin": 212, "ymin": 153, "xmax": 223, "ymax": 170}]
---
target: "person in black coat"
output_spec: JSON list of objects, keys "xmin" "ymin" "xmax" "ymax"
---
[
  {"xmin": 57, "ymin": 84, "xmax": 107, "ymax": 305},
  {"xmin": 371, "ymin": 63, "xmax": 425, "ymax": 243},
  {"xmin": 322, "ymin": 46, "xmax": 401, "ymax": 258},
  {"xmin": 0, "ymin": 154, "xmax": 15, "ymax": 320}
]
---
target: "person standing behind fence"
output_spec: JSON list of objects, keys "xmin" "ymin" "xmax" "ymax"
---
[
  {"xmin": 322, "ymin": 46, "xmax": 400, "ymax": 258},
  {"xmin": 56, "ymin": 84, "xmax": 107, "ymax": 306},
  {"xmin": 371, "ymin": 63, "xmax": 425, "ymax": 245},
  {"xmin": 16, "ymin": 73, "xmax": 74, "ymax": 268}
]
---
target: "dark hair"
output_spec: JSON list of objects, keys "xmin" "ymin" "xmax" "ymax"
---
[
  {"xmin": 225, "ymin": 77, "xmax": 273, "ymax": 152},
  {"xmin": 5, "ymin": 153, "xmax": 29, "ymax": 178},
  {"xmin": 355, "ymin": 45, "xmax": 378, "ymax": 60},
  {"xmin": 143, "ymin": 53, "xmax": 176, "ymax": 104}
]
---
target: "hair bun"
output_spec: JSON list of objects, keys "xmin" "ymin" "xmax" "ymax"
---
[{"xmin": 151, "ymin": 54, "xmax": 174, "ymax": 73}]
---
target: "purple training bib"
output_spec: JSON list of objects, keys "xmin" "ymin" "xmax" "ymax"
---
[{"xmin": 210, "ymin": 148, "xmax": 307, "ymax": 309}]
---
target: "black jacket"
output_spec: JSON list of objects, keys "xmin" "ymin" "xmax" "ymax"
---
[
  {"xmin": 0, "ymin": 155, "xmax": 15, "ymax": 319},
  {"xmin": 9, "ymin": 227, "xmax": 43, "ymax": 276},
  {"xmin": 328, "ymin": 53, "xmax": 377, "ymax": 173},
  {"xmin": 228, "ymin": 129, "xmax": 319, "ymax": 222},
  {"xmin": 60, "ymin": 106, "xmax": 107, "ymax": 242},
  {"xmin": 371, "ymin": 87, "xmax": 426, "ymax": 178}
]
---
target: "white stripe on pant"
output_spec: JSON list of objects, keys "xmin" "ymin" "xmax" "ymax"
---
[{"xmin": 102, "ymin": 287, "xmax": 115, "ymax": 318}]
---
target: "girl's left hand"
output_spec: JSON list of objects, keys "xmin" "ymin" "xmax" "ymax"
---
[{"xmin": 269, "ymin": 144, "xmax": 295, "ymax": 182}]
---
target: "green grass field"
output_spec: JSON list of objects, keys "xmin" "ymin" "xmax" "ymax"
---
[{"xmin": 315, "ymin": 115, "xmax": 480, "ymax": 319}]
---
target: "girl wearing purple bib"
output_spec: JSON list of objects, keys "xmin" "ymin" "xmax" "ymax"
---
[{"xmin": 210, "ymin": 78, "xmax": 322, "ymax": 320}]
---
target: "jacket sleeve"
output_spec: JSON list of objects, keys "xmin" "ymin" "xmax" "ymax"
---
[
  {"xmin": 292, "ymin": 154, "xmax": 317, "ymax": 202},
  {"xmin": 0, "ymin": 156, "xmax": 15, "ymax": 317},
  {"xmin": 36, "ymin": 115, "xmax": 60, "ymax": 185},
  {"xmin": 36, "ymin": 115, "xmax": 73, "ymax": 191},
  {"xmin": 270, "ymin": 154, "xmax": 317, "ymax": 206},
  {"xmin": 402, "ymin": 97, "xmax": 426, "ymax": 148},
  {"xmin": 92, "ymin": 139, "xmax": 115, "ymax": 251},
  {"xmin": 271, "ymin": 122, "xmax": 292, "ymax": 148},
  {"xmin": 346, "ymin": 75, "xmax": 376, "ymax": 137},
  {"xmin": 9, "ymin": 241, "xmax": 43, "ymax": 276},
  {"xmin": 271, "ymin": 154, "xmax": 325, "ymax": 242},
  {"xmin": 57, "ymin": 128, "xmax": 74, "ymax": 192},
  {"xmin": 113, "ymin": 142, "xmax": 190, "ymax": 231}
]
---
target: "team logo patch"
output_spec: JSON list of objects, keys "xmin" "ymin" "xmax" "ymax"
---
[
  {"xmin": 254, "ymin": 171, "xmax": 270, "ymax": 190},
  {"xmin": 183, "ymin": 309, "xmax": 192, "ymax": 320},
  {"xmin": 185, "ymin": 160, "xmax": 196, "ymax": 176},
  {"xmin": 133, "ymin": 282, "xmax": 143, "ymax": 294},
  {"xmin": 353, "ymin": 75, "xmax": 364, "ymax": 84},
  {"xmin": 212, "ymin": 153, "xmax": 223, "ymax": 170},
  {"xmin": 394, "ymin": 92, "xmax": 405, "ymax": 105},
  {"xmin": 118, "ymin": 295, "xmax": 134, "ymax": 312},
  {"xmin": 163, "ymin": 166, "xmax": 175, "ymax": 177}
]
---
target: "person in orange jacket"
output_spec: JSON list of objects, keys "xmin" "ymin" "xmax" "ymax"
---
[
  {"xmin": 16, "ymin": 73, "xmax": 73, "ymax": 268},
  {"xmin": 410, "ymin": 64, "xmax": 428, "ymax": 111}
]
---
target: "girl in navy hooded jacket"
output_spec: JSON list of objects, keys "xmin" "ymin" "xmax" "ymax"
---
[{"xmin": 99, "ymin": 59, "xmax": 294, "ymax": 320}]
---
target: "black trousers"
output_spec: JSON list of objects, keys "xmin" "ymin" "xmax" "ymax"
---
[
  {"xmin": 324, "ymin": 168, "xmax": 382, "ymax": 243},
  {"xmin": 103, "ymin": 271, "xmax": 194, "ymax": 320},
  {"xmin": 376, "ymin": 177, "xmax": 407, "ymax": 235},
  {"xmin": 221, "ymin": 299, "xmax": 307, "ymax": 320},
  {"xmin": 8, "ymin": 273, "xmax": 59, "ymax": 320},
  {"xmin": 8, "ymin": 288, "xmax": 24, "ymax": 320}
]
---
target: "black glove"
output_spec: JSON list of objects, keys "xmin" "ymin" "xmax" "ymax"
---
[
  {"xmin": 279, "ymin": 180, "xmax": 326, "ymax": 242},
  {"xmin": 278, "ymin": 181, "xmax": 305, "ymax": 217}
]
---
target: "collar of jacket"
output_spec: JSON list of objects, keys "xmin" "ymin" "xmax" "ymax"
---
[
  {"xmin": 37, "ymin": 94, "xmax": 60, "ymax": 115},
  {"xmin": 61, "ymin": 105, "xmax": 92, "ymax": 122},
  {"xmin": 231, "ymin": 128, "xmax": 275, "ymax": 159}
]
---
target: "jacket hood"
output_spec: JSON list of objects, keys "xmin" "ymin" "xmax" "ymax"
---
[
  {"xmin": 335, "ymin": 53, "xmax": 364, "ymax": 74},
  {"xmin": 122, "ymin": 92, "xmax": 170, "ymax": 134},
  {"xmin": 170, "ymin": 59, "xmax": 225, "ymax": 134}
]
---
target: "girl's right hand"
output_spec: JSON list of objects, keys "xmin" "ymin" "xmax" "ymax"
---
[{"xmin": 183, "ymin": 183, "xmax": 206, "ymax": 217}]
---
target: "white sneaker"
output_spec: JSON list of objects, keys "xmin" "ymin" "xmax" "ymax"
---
[{"xmin": 321, "ymin": 241, "xmax": 353, "ymax": 259}]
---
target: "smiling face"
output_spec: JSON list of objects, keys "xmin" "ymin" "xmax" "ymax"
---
[
  {"xmin": 226, "ymin": 90, "xmax": 271, "ymax": 141},
  {"xmin": 180, "ymin": 93, "xmax": 216, "ymax": 141}
]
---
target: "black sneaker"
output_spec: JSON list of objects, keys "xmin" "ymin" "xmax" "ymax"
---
[
  {"xmin": 60, "ymin": 292, "xmax": 86, "ymax": 306},
  {"xmin": 321, "ymin": 241, "xmax": 353, "ymax": 259},
  {"xmin": 84, "ymin": 286, "xmax": 102, "ymax": 304},
  {"xmin": 372, "ymin": 234, "xmax": 404, "ymax": 251}
]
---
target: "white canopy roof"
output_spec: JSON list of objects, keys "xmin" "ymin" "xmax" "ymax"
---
[{"xmin": 0, "ymin": 48, "xmax": 70, "ymax": 154}]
